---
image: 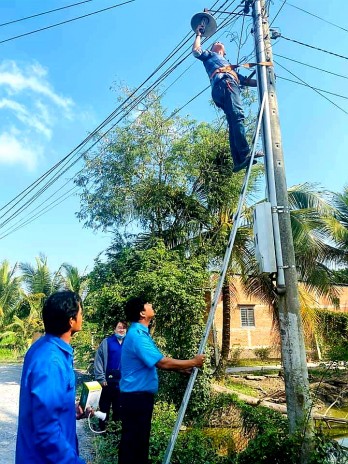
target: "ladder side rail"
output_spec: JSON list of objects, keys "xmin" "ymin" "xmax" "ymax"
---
[{"xmin": 161, "ymin": 94, "xmax": 266, "ymax": 464}]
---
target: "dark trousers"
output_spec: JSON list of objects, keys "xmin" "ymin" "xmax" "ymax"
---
[
  {"xmin": 212, "ymin": 77, "xmax": 250, "ymax": 166},
  {"xmin": 98, "ymin": 384, "xmax": 121, "ymax": 430},
  {"xmin": 118, "ymin": 392, "xmax": 155, "ymax": 464}
]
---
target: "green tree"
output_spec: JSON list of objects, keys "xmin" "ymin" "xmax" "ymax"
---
[
  {"xmin": 0, "ymin": 260, "xmax": 22, "ymax": 324},
  {"xmin": 0, "ymin": 293, "xmax": 44, "ymax": 353},
  {"xmin": 60, "ymin": 263, "xmax": 88, "ymax": 296},
  {"xmin": 20, "ymin": 253, "xmax": 63, "ymax": 297},
  {"xmin": 76, "ymin": 89, "xmax": 201, "ymax": 239},
  {"xmin": 85, "ymin": 241, "xmax": 211, "ymax": 416}
]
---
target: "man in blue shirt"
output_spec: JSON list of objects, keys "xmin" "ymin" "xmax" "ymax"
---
[
  {"xmin": 118, "ymin": 297, "xmax": 205, "ymax": 464},
  {"xmin": 94, "ymin": 320, "xmax": 127, "ymax": 430},
  {"xmin": 16, "ymin": 291, "xmax": 86, "ymax": 464},
  {"xmin": 193, "ymin": 25, "xmax": 260, "ymax": 173}
]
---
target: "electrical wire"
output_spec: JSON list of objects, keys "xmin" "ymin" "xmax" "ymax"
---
[
  {"xmin": 0, "ymin": 1, "xmax": 233, "ymax": 232},
  {"xmin": 280, "ymin": 35, "xmax": 348, "ymax": 61},
  {"xmin": 274, "ymin": 59, "xmax": 348, "ymax": 116},
  {"xmin": 0, "ymin": 1, "xmax": 256, "ymax": 238},
  {"xmin": 277, "ymin": 75, "xmax": 348, "ymax": 100},
  {"xmin": 269, "ymin": 0, "xmax": 286, "ymax": 27},
  {"xmin": 0, "ymin": 1, "xmax": 135, "ymax": 46},
  {"xmin": 0, "ymin": 0, "xmax": 94, "ymax": 28},
  {"xmin": 274, "ymin": 53, "xmax": 348, "ymax": 80},
  {"xmin": 279, "ymin": 0, "xmax": 348, "ymax": 34}
]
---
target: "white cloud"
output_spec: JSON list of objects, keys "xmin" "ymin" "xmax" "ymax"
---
[
  {"xmin": 0, "ymin": 128, "xmax": 43, "ymax": 170},
  {"xmin": 0, "ymin": 61, "xmax": 73, "ymax": 110},
  {"xmin": 0, "ymin": 59, "xmax": 76, "ymax": 170},
  {"xmin": 0, "ymin": 98, "xmax": 52, "ymax": 139}
]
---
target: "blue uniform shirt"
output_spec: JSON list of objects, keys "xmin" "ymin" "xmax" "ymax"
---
[
  {"xmin": 120, "ymin": 322, "xmax": 164, "ymax": 394},
  {"xmin": 193, "ymin": 48, "xmax": 247, "ymax": 88},
  {"xmin": 16, "ymin": 334, "xmax": 85, "ymax": 464}
]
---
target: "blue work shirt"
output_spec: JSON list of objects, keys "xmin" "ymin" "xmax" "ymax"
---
[
  {"xmin": 16, "ymin": 334, "xmax": 85, "ymax": 464},
  {"xmin": 120, "ymin": 322, "xmax": 164, "ymax": 394},
  {"xmin": 193, "ymin": 48, "xmax": 248, "ymax": 88}
]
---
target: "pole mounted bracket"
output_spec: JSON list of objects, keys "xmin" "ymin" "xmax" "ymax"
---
[
  {"xmin": 270, "ymin": 29, "xmax": 282, "ymax": 39},
  {"xmin": 272, "ymin": 205, "xmax": 290, "ymax": 214}
]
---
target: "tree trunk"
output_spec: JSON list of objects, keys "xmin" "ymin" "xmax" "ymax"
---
[
  {"xmin": 215, "ymin": 280, "xmax": 232, "ymax": 379},
  {"xmin": 221, "ymin": 279, "xmax": 231, "ymax": 361}
]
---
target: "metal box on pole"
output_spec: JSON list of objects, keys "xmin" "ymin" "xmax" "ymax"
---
[{"xmin": 253, "ymin": 202, "xmax": 277, "ymax": 273}]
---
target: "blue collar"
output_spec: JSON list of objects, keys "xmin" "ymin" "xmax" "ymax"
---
[
  {"xmin": 131, "ymin": 322, "xmax": 149, "ymax": 334},
  {"xmin": 44, "ymin": 333, "xmax": 74, "ymax": 355}
]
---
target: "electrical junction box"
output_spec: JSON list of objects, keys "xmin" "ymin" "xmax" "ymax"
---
[
  {"xmin": 79, "ymin": 381, "xmax": 102, "ymax": 411},
  {"xmin": 253, "ymin": 202, "xmax": 277, "ymax": 274}
]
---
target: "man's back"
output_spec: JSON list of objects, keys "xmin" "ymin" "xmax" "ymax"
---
[{"xmin": 16, "ymin": 334, "xmax": 81, "ymax": 464}]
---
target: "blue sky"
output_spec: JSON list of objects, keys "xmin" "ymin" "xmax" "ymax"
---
[{"xmin": 0, "ymin": 0, "xmax": 347, "ymax": 273}]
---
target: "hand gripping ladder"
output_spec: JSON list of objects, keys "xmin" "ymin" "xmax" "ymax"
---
[{"xmin": 162, "ymin": 94, "xmax": 267, "ymax": 464}]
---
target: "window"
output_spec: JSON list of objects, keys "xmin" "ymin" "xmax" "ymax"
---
[{"xmin": 240, "ymin": 307, "xmax": 255, "ymax": 327}]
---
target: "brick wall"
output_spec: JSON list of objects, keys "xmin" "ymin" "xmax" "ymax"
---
[{"xmin": 211, "ymin": 277, "xmax": 348, "ymax": 359}]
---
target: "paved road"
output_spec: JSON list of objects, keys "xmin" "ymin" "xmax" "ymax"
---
[
  {"xmin": 0, "ymin": 363, "xmax": 94, "ymax": 464},
  {"xmin": 226, "ymin": 362, "xmax": 320, "ymax": 374},
  {"xmin": 0, "ymin": 364, "xmax": 20, "ymax": 464}
]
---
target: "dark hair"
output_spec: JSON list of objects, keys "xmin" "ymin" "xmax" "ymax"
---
[
  {"xmin": 42, "ymin": 291, "xmax": 82, "ymax": 336},
  {"xmin": 115, "ymin": 320, "xmax": 127, "ymax": 329},
  {"xmin": 124, "ymin": 297, "xmax": 147, "ymax": 322}
]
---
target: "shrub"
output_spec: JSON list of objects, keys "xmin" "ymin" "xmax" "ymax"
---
[
  {"xmin": 253, "ymin": 346, "xmax": 271, "ymax": 362},
  {"xmin": 229, "ymin": 346, "xmax": 243, "ymax": 366}
]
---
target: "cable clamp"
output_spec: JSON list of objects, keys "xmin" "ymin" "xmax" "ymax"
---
[
  {"xmin": 271, "ymin": 206, "xmax": 290, "ymax": 214},
  {"xmin": 278, "ymin": 265, "xmax": 296, "ymax": 269},
  {"xmin": 270, "ymin": 29, "xmax": 282, "ymax": 39}
]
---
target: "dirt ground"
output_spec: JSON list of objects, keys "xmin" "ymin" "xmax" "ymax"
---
[{"xmin": 225, "ymin": 368, "xmax": 348, "ymax": 410}]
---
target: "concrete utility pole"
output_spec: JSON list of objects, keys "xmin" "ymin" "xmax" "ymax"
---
[{"xmin": 251, "ymin": 0, "xmax": 313, "ymax": 443}]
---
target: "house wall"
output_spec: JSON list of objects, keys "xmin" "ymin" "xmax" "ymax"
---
[{"xmin": 212, "ymin": 278, "xmax": 348, "ymax": 359}]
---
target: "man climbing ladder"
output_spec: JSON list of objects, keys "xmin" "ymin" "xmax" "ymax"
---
[{"xmin": 192, "ymin": 26, "xmax": 262, "ymax": 172}]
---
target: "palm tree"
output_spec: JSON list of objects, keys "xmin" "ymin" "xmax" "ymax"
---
[
  {"xmin": 331, "ymin": 186, "xmax": 348, "ymax": 256},
  {"xmin": 60, "ymin": 263, "xmax": 88, "ymax": 297},
  {"xmin": 0, "ymin": 293, "xmax": 44, "ymax": 354},
  {"xmin": 0, "ymin": 260, "xmax": 22, "ymax": 324},
  {"xmin": 243, "ymin": 183, "xmax": 347, "ymax": 357},
  {"xmin": 19, "ymin": 254, "xmax": 63, "ymax": 297}
]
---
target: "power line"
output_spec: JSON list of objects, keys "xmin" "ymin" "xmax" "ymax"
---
[
  {"xmin": 274, "ymin": 59, "xmax": 348, "ymax": 116},
  {"xmin": 274, "ymin": 53, "xmax": 348, "ymax": 80},
  {"xmin": 0, "ymin": 15, "xmax": 203, "ymax": 225},
  {"xmin": 0, "ymin": 0, "xmax": 135, "ymax": 45},
  {"xmin": 277, "ymin": 75, "xmax": 348, "ymax": 100},
  {"xmin": 0, "ymin": 1, "xmax": 244, "ymax": 235},
  {"xmin": 269, "ymin": 0, "xmax": 286, "ymax": 26},
  {"xmin": 0, "ymin": 0, "xmax": 94, "ymax": 28},
  {"xmin": 279, "ymin": 0, "xmax": 348, "ymax": 34},
  {"xmin": 280, "ymin": 34, "xmax": 348, "ymax": 61}
]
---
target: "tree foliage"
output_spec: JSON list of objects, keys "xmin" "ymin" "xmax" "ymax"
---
[{"xmin": 84, "ymin": 240, "xmax": 211, "ymax": 415}]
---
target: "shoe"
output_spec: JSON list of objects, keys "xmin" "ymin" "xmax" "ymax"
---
[{"xmin": 254, "ymin": 150, "xmax": 264, "ymax": 158}]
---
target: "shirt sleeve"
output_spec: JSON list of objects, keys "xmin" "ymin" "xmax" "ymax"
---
[
  {"xmin": 94, "ymin": 340, "xmax": 106, "ymax": 382},
  {"xmin": 133, "ymin": 332, "xmax": 164, "ymax": 368},
  {"xmin": 192, "ymin": 48, "xmax": 211, "ymax": 61},
  {"xmin": 31, "ymin": 359, "xmax": 85, "ymax": 464}
]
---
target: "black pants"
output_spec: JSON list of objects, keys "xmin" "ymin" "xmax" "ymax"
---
[
  {"xmin": 98, "ymin": 384, "xmax": 121, "ymax": 430},
  {"xmin": 118, "ymin": 392, "xmax": 155, "ymax": 464}
]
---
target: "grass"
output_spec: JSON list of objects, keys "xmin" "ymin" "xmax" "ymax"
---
[
  {"xmin": 222, "ymin": 378, "xmax": 259, "ymax": 397},
  {"xmin": 0, "ymin": 348, "xmax": 23, "ymax": 363},
  {"xmin": 227, "ymin": 359, "xmax": 281, "ymax": 368}
]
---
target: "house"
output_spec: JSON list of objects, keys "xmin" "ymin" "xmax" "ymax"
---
[{"xmin": 212, "ymin": 278, "xmax": 348, "ymax": 359}]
